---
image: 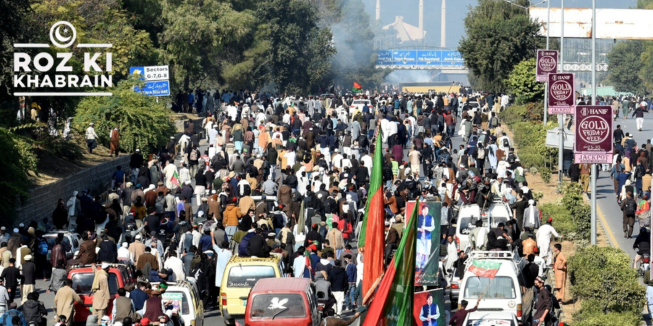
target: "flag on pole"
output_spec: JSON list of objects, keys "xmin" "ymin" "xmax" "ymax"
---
[
  {"xmin": 353, "ymin": 82, "xmax": 362, "ymax": 92},
  {"xmin": 468, "ymin": 261, "xmax": 502, "ymax": 278},
  {"xmin": 363, "ymin": 198, "xmax": 419, "ymax": 326},
  {"xmin": 170, "ymin": 171, "xmax": 180, "ymax": 187},
  {"xmin": 358, "ymin": 132, "xmax": 385, "ymax": 304}
]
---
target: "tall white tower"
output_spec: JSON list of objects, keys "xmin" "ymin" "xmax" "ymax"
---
[
  {"xmin": 441, "ymin": 0, "xmax": 446, "ymax": 48},
  {"xmin": 419, "ymin": 0, "xmax": 424, "ymax": 35},
  {"xmin": 376, "ymin": 0, "xmax": 380, "ymax": 20}
]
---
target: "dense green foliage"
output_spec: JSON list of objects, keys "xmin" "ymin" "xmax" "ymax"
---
[
  {"xmin": 606, "ymin": 0, "xmax": 653, "ymax": 94},
  {"xmin": 507, "ymin": 58, "xmax": 544, "ymax": 105},
  {"xmin": 458, "ymin": 0, "xmax": 543, "ymax": 92},
  {"xmin": 572, "ymin": 300, "xmax": 642, "ymax": 326},
  {"xmin": 569, "ymin": 246, "xmax": 645, "ymax": 319},
  {"xmin": 498, "ymin": 103, "xmax": 557, "ymax": 175},
  {"xmin": 74, "ymin": 77, "xmax": 176, "ymax": 153},
  {"xmin": 0, "ymin": 128, "xmax": 36, "ymax": 221},
  {"xmin": 540, "ymin": 183, "xmax": 590, "ymax": 240}
]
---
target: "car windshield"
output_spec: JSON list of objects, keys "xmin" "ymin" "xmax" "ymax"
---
[
  {"xmin": 250, "ymin": 294, "xmax": 306, "ymax": 319},
  {"xmin": 353, "ymin": 101, "xmax": 368, "ymax": 105},
  {"xmin": 162, "ymin": 291, "xmax": 189, "ymax": 315},
  {"xmin": 71, "ymin": 272, "xmax": 119, "ymax": 294},
  {"xmin": 459, "ymin": 217, "xmax": 473, "ymax": 235},
  {"xmin": 464, "ymin": 276, "xmax": 516, "ymax": 299},
  {"xmin": 43, "ymin": 236, "xmax": 71, "ymax": 250},
  {"xmin": 227, "ymin": 265, "xmax": 275, "ymax": 288}
]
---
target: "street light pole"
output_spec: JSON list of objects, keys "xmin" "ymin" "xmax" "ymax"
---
[
  {"xmin": 558, "ymin": 0, "xmax": 565, "ymax": 185},
  {"xmin": 543, "ymin": 0, "xmax": 550, "ymax": 126},
  {"xmin": 590, "ymin": 0, "xmax": 597, "ymax": 245}
]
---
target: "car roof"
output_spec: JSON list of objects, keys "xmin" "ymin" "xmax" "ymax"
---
[
  {"xmin": 44, "ymin": 231, "xmax": 78, "ymax": 236},
  {"xmin": 68, "ymin": 264, "xmax": 129, "ymax": 273},
  {"xmin": 251, "ymin": 278, "xmax": 311, "ymax": 293},
  {"xmin": 228, "ymin": 255, "xmax": 281, "ymax": 264}
]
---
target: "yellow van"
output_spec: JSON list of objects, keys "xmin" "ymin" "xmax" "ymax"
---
[{"xmin": 219, "ymin": 254, "xmax": 283, "ymax": 326}]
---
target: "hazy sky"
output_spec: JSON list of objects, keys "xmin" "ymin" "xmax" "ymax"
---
[{"xmin": 362, "ymin": 0, "xmax": 639, "ymax": 50}]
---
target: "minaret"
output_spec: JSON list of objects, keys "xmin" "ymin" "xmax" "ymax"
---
[
  {"xmin": 441, "ymin": 0, "xmax": 446, "ymax": 47},
  {"xmin": 419, "ymin": 0, "xmax": 424, "ymax": 36},
  {"xmin": 376, "ymin": 0, "xmax": 380, "ymax": 20}
]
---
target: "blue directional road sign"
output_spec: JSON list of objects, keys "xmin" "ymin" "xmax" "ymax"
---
[{"xmin": 135, "ymin": 81, "xmax": 170, "ymax": 97}]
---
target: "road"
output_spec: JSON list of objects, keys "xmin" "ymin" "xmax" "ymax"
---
[{"xmin": 593, "ymin": 113, "xmax": 651, "ymax": 259}]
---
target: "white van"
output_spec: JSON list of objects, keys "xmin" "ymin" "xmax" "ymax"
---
[
  {"xmin": 455, "ymin": 204, "xmax": 482, "ymax": 250},
  {"xmin": 486, "ymin": 201, "xmax": 513, "ymax": 228},
  {"xmin": 458, "ymin": 251, "xmax": 523, "ymax": 322},
  {"xmin": 158, "ymin": 280, "xmax": 205, "ymax": 326}
]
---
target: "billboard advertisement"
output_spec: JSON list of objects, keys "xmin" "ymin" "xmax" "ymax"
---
[
  {"xmin": 376, "ymin": 50, "xmax": 465, "ymax": 69},
  {"xmin": 536, "ymin": 50, "xmax": 558, "ymax": 82},
  {"xmin": 548, "ymin": 73, "xmax": 575, "ymax": 114},
  {"xmin": 574, "ymin": 105, "xmax": 613, "ymax": 164},
  {"xmin": 406, "ymin": 200, "xmax": 442, "ymax": 286}
]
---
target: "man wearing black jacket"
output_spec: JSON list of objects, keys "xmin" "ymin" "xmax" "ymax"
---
[
  {"xmin": 247, "ymin": 228, "xmax": 269, "ymax": 258},
  {"xmin": 327, "ymin": 259, "xmax": 349, "ymax": 316}
]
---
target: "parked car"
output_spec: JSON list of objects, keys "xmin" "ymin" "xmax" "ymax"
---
[
  {"xmin": 43, "ymin": 231, "xmax": 82, "ymax": 260},
  {"xmin": 68, "ymin": 264, "xmax": 135, "ymax": 324},
  {"xmin": 220, "ymin": 255, "xmax": 284, "ymax": 326},
  {"xmin": 243, "ymin": 278, "xmax": 321, "ymax": 326}
]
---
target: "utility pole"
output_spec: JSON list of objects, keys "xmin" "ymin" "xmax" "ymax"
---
[
  {"xmin": 558, "ymin": 0, "xmax": 565, "ymax": 185},
  {"xmin": 543, "ymin": 0, "xmax": 550, "ymax": 126},
  {"xmin": 590, "ymin": 0, "xmax": 597, "ymax": 245}
]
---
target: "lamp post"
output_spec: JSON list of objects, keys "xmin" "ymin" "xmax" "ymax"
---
[{"xmin": 590, "ymin": 0, "xmax": 597, "ymax": 245}]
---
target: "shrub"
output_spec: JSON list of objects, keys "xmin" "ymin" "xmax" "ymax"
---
[
  {"xmin": 74, "ymin": 76, "xmax": 176, "ymax": 154},
  {"xmin": 540, "ymin": 167, "xmax": 551, "ymax": 183},
  {"xmin": 0, "ymin": 128, "xmax": 36, "ymax": 222},
  {"xmin": 568, "ymin": 246, "xmax": 645, "ymax": 315},
  {"xmin": 498, "ymin": 104, "xmax": 555, "ymax": 173},
  {"xmin": 42, "ymin": 136, "xmax": 85, "ymax": 161},
  {"xmin": 573, "ymin": 300, "xmax": 641, "ymax": 326},
  {"xmin": 540, "ymin": 203, "xmax": 577, "ymax": 238}
]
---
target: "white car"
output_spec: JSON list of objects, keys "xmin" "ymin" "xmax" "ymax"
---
[
  {"xmin": 349, "ymin": 99, "xmax": 371, "ymax": 116},
  {"xmin": 462, "ymin": 311, "xmax": 519, "ymax": 326},
  {"xmin": 459, "ymin": 251, "xmax": 523, "ymax": 322},
  {"xmin": 43, "ymin": 231, "xmax": 82, "ymax": 260},
  {"xmin": 455, "ymin": 204, "xmax": 482, "ymax": 251}
]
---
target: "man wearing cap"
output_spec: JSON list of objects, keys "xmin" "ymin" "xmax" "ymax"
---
[
  {"xmin": 86, "ymin": 122, "xmax": 98, "ymax": 154},
  {"xmin": 91, "ymin": 262, "xmax": 111, "ymax": 322},
  {"xmin": 142, "ymin": 289, "xmax": 165, "ymax": 324},
  {"xmin": 536, "ymin": 217, "xmax": 561, "ymax": 265},
  {"xmin": 128, "ymin": 234, "xmax": 145, "ymax": 265},
  {"xmin": 0, "ymin": 258, "xmax": 19, "ymax": 302},
  {"xmin": 20, "ymin": 255, "xmax": 36, "ymax": 304}
]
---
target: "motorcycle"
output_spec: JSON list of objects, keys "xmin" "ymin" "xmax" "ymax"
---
[{"xmin": 639, "ymin": 253, "xmax": 650, "ymax": 277}]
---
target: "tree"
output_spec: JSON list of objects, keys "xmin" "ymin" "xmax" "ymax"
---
[
  {"xmin": 0, "ymin": 127, "xmax": 36, "ymax": 221},
  {"xmin": 159, "ymin": 0, "xmax": 255, "ymax": 90},
  {"xmin": 458, "ymin": 0, "xmax": 543, "ymax": 92},
  {"xmin": 607, "ymin": 41, "xmax": 646, "ymax": 94},
  {"xmin": 256, "ymin": 0, "xmax": 335, "ymax": 94},
  {"xmin": 74, "ymin": 76, "xmax": 175, "ymax": 153},
  {"xmin": 507, "ymin": 58, "xmax": 544, "ymax": 104}
]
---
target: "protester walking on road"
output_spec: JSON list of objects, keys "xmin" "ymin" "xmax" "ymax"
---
[
  {"xmin": 86, "ymin": 122, "xmax": 99, "ymax": 154},
  {"xmin": 553, "ymin": 243, "xmax": 567, "ymax": 304}
]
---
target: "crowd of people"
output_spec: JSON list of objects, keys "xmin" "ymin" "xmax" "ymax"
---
[{"xmin": 0, "ymin": 89, "xmax": 571, "ymax": 326}]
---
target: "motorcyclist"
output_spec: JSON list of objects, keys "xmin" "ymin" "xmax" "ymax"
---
[{"xmin": 633, "ymin": 227, "xmax": 650, "ymax": 269}]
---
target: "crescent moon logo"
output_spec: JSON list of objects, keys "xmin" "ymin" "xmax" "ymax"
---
[{"xmin": 49, "ymin": 21, "xmax": 76, "ymax": 48}]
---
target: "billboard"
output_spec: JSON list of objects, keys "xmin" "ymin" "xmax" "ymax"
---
[
  {"xmin": 574, "ymin": 105, "xmax": 613, "ymax": 164},
  {"xmin": 406, "ymin": 200, "xmax": 442, "ymax": 286},
  {"xmin": 536, "ymin": 50, "xmax": 558, "ymax": 82},
  {"xmin": 130, "ymin": 65, "xmax": 170, "ymax": 97},
  {"xmin": 548, "ymin": 73, "xmax": 575, "ymax": 114},
  {"xmin": 376, "ymin": 50, "xmax": 465, "ymax": 69},
  {"xmin": 529, "ymin": 8, "xmax": 653, "ymax": 40}
]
